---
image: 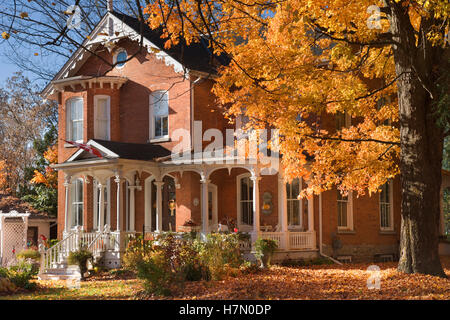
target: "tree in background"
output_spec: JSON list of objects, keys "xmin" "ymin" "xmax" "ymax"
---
[
  {"xmin": 21, "ymin": 126, "xmax": 58, "ymax": 217},
  {"xmin": 0, "ymin": 72, "xmax": 57, "ymax": 195},
  {"xmin": 145, "ymin": 0, "xmax": 449, "ymax": 276},
  {"xmin": 0, "ymin": 0, "xmax": 148, "ymax": 82}
]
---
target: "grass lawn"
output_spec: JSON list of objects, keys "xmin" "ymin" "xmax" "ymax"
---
[{"xmin": 2, "ymin": 256, "xmax": 449, "ymax": 300}]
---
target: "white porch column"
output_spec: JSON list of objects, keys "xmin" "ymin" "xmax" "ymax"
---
[
  {"xmin": 154, "ymin": 181, "xmax": 164, "ymax": 233},
  {"xmin": 308, "ymin": 195, "xmax": 314, "ymax": 231},
  {"xmin": 278, "ymin": 175, "xmax": 289, "ymax": 250},
  {"xmin": 129, "ymin": 185, "xmax": 136, "ymax": 232},
  {"xmin": 63, "ymin": 175, "xmax": 71, "ymax": 234},
  {"xmin": 200, "ymin": 177, "xmax": 210, "ymax": 234},
  {"xmin": 440, "ymin": 186, "xmax": 445, "ymax": 236},
  {"xmin": 98, "ymin": 183, "xmax": 105, "ymax": 231},
  {"xmin": 114, "ymin": 175, "xmax": 122, "ymax": 232},
  {"xmin": 251, "ymin": 174, "xmax": 261, "ymax": 242}
]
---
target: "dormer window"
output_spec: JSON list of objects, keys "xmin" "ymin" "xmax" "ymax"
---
[
  {"xmin": 114, "ymin": 49, "xmax": 127, "ymax": 68},
  {"xmin": 149, "ymin": 90, "xmax": 169, "ymax": 140},
  {"xmin": 66, "ymin": 97, "xmax": 83, "ymax": 142},
  {"xmin": 94, "ymin": 95, "xmax": 110, "ymax": 140}
]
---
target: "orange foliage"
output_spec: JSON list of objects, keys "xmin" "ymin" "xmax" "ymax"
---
[
  {"xmin": 144, "ymin": 0, "xmax": 449, "ymax": 197},
  {"xmin": 0, "ymin": 160, "xmax": 7, "ymax": 190},
  {"xmin": 30, "ymin": 144, "xmax": 58, "ymax": 188}
]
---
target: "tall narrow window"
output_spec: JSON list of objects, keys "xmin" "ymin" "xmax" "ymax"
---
[
  {"xmin": 67, "ymin": 98, "xmax": 83, "ymax": 141},
  {"xmin": 71, "ymin": 179, "xmax": 84, "ymax": 227},
  {"xmin": 380, "ymin": 182, "xmax": 393, "ymax": 230},
  {"xmin": 150, "ymin": 91, "xmax": 169, "ymax": 139},
  {"xmin": 239, "ymin": 175, "xmax": 254, "ymax": 226},
  {"xmin": 94, "ymin": 96, "xmax": 110, "ymax": 140},
  {"xmin": 286, "ymin": 178, "xmax": 301, "ymax": 227},
  {"xmin": 337, "ymin": 192, "xmax": 348, "ymax": 229}
]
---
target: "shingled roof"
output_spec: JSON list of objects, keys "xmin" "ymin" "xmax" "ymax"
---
[
  {"xmin": 91, "ymin": 139, "xmax": 172, "ymax": 161},
  {"xmin": 110, "ymin": 11, "xmax": 229, "ymax": 74}
]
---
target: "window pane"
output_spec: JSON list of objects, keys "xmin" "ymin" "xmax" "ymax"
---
[
  {"xmin": 153, "ymin": 91, "xmax": 168, "ymax": 116},
  {"xmin": 72, "ymin": 121, "xmax": 82, "ymax": 141},
  {"xmin": 291, "ymin": 178, "xmax": 299, "ymax": 198},
  {"xmin": 98, "ymin": 99, "xmax": 108, "ymax": 119},
  {"xmin": 162, "ymin": 116, "xmax": 168, "ymax": 136},
  {"xmin": 117, "ymin": 51, "xmax": 127, "ymax": 67},
  {"xmin": 338, "ymin": 202, "xmax": 347, "ymax": 227},
  {"xmin": 154, "ymin": 117, "xmax": 161, "ymax": 137}
]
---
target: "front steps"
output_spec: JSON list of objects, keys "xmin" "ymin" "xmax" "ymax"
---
[
  {"xmin": 38, "ymin": 265, "xmax": 81, "ymax": 281},
  {"xmin": 38, "ymin": 250, "xmax": 123, "ymax": 281}
]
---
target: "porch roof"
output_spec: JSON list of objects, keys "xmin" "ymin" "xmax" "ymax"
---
[{"xmin": 67, "ymin": 139, "xmax": 171, "ymax": 162}]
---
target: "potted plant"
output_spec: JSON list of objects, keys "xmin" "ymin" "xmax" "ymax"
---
[
  {"xmin": 254, "ymin": 238, "xmax": 278, "ymax": 268},
  {"xmin": 67, "ymin": 247, "xmax": 93, "ymax": 280}
]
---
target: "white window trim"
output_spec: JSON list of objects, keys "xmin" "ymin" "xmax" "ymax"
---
[
  {"xmin": 236, "ymin": 173, "xmax": 253, "ymax": 232},
  {"xmin": 66, "ymin": 97, "xmax": 84, "ymax": 143},
  {"xmin": 149, "ymin": 91, "xmax": 170, "ymax": 141},
  {"xmin": 94, "ymin": 95, "xmax": 111, "ymax": 140},
  {"xmin": 93, "ymin": 179, "xmax": 111, "ymax": 230},
  {"xmin": 113, "ymin": 48, "xmax": 127, "ymax": 69},
  {"xmin": 337, "ymin": 191, "xmax": 353, "ymax": 231},
  {"xmin": 380, "ymin": 181, "xmax": 394, "ymax": 231}
]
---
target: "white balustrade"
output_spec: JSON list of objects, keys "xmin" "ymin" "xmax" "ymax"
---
[{"xmin": 288, "ymin": 231, "xmax": 316, "ymax": 250}]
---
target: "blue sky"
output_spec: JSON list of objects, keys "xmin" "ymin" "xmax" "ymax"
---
[{"xmin": 0, "ymin": 59, "xmax": 22, "ymax": 82}]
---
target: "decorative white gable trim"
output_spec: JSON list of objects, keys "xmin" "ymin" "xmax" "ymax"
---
[
  {"xmin": 42, "ymin": 12, "xmax": 188, "ymax": 99},
  {"xmin": 67, "ymin": 140, "xmax": 120, "ymax": 162}
]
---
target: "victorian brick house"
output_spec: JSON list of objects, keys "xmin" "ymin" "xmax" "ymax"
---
[{"xmin": 39, "ymin": 9, "xmax": 449, "ymax": 276}]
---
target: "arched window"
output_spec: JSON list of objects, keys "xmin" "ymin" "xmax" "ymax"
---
[{"xmin": 114, "ymin": 49, "xmax": 127, "ymax": 68}]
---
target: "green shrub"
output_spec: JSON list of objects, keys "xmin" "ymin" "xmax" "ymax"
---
[
  {"xmin": 6, "ymin": 260, "xmax": 38, "ymax": 290},
  {"xmin": 197, "ymin": 233, "xmax": 242, "ymax": 280},
  {"xmin": 135, "ymin": 251, "xmax": 176, "ymax": 296},
  {"xmin": 17, "ymin": 249, "xmax": 41, "ymax": 262},
  {"xmin": 254, "ymin": 238, "xmax": 278, "ymax": 268},
  {"xmin": 67, "ymin": 247, "xmax": 93, "ymax": 280},
  {"xmin": 0, "ymin": 276, "xmax": 17, "ymax": 294},
  {"xmin": 182, "ymin": 260, "xmax": 211, "ymax": 281},
  {"xmin": 122, "ymin": 235, "xmax": 154, "ymax": 271}
]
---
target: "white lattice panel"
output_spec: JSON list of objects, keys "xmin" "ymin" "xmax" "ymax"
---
[{"xmin": 1, "ymin": 221, "xmax": 27, "ymax": 266}]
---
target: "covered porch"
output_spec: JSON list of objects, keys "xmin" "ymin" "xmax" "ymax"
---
[{"xmin": 53, "ymin": 140, "xmax": 318, "ymax": 253}]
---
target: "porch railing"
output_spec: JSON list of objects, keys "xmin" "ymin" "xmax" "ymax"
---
[
  {"xmin": 257, "ymin": 231, "xmax": 316, "ymax": 251},
  {"xmin": 288, "ymin": 231, "xmax": 316, "ymax": 250}
]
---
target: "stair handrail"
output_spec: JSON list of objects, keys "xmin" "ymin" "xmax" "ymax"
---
[
  {"xmin": 40, "ymin": 231, "xmax": 78, "ymax": 273},
  {"xmin": 86, "ymin": 231, "xmax": 106, "ymax": 257}
]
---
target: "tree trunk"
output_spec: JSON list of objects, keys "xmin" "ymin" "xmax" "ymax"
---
[{"xmin": 390, "ymin": 5, "xmax": 446, "ymax": 277}]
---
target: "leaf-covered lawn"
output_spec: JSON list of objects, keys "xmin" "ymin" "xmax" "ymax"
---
[{"xmin": 2, "ymin": 257, "xmax": 450, "ymax": 300}]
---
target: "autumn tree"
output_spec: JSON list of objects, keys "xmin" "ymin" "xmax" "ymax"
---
[
  {"xmin": 143, "ymin": 0, "xmax": 449, "ymax": 276},
  {"xmin": 0, "ymin": 73, "xmax": 57, "ymax": 195}
]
